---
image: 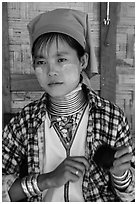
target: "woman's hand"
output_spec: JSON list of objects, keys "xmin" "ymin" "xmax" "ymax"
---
[
  {"xmin": 110, "ymin": 146, "xmax": 132, "ymax": 177},
  {"xmin": 49, "ymin": 156, "xmax": 89, "ymax": 188}
]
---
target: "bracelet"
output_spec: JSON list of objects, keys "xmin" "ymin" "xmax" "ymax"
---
[
  {"xmin": 32, "ymin": 174, "xmax": 42, "ymax": 195},
  {"xmin": 21, "ymin": 174, "xmax": 43, "ymax": 198},
  {"xmin": 114, "ymin": 178, "xmax": 132, "ymax": 190},
  {"xmin": 27, "ymin": 175, "xmax": 37, "ymax": 196},
  {"xmin": 113, "ymin": 170, "xmax": 132, "ymax": 185},
  {"xmin": 112, "ymin": 170, "xmax": 132, "ymax": 190},
  {"xmin": 113, "ymin": 174, "xmax": 132, "ymax": 186},
  {"xmin": 21, "ymin": 176, "xmax": 32, "ymax": 198},
  {"xmin": 112, "ymin": 170, "xmax": 128, "ymax": 180}
]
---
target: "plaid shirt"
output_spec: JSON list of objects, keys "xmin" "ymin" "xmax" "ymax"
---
[{"xmin": 2, "ymin": 85, "xmax": 134, "ymax": 202}]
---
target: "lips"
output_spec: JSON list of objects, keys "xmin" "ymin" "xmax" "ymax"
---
[{"xmin": 48, "ymin": 81, "xmax": 63, "ymax": 86}]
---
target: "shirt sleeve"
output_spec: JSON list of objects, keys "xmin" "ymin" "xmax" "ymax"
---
[
  {"xmin": 2, "ymin": 175, "xmax": 18, "ymax": 202},
  {"xmin": 2, "ymin": 114, "xmax": 27, "ymax": 201},
  {"xmin": 114, "ymin": 113, "xmax": 135, "ymax": 201}
]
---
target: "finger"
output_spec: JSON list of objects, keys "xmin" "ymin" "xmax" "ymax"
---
[
  {"xmin": 132, "ymin": 155, "xmax": 135, "ymax": 163},
  {"xmin": 110, "ymin": 162, "xmax": 131, "ymax": 175},
  {"xmin": 114, "ymin": 146, "xmax": 131, "ymax": 158},
  {"xmin": 64, "ymin": 166, "xmax": 82, "ymax": 183},
  {"xmin": 69, "ymin": 156, "xmax": 89, "ymax": 170},
  {"xmin": 65, "ymin": 165, "xmax": 83, "ymax": 177},
  {"xmin": 69, "ymin": 172, "xmax": 80, "ymax": 183},
  {"xmin": 65, "ymin": 159, "xmax": 86, "ymax": 174},
  {"xmin": 113, "ymin": 153, "xmax": 132, "ymax": 167}
]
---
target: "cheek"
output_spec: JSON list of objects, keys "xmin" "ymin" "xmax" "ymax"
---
[
  {"xmin": 62, "ymin": 64, "xmax": 80, "ymax": 82},
  {"xmin": 35, "ymin": 68, "xmax": 47, "ymax": 85},
  {"xmin": 35, "ymin": 67, "xmax": 43, "ymax": 76}
]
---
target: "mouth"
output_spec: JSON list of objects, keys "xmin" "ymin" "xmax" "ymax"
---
[{"xmin": 48, "ymin": 82, "xmax": 63, "ymax": 86}]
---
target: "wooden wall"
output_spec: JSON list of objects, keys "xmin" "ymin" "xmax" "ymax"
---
[
  {"xmin": 116, "ymin": 3, "xmax": 135, "ymax": 136},
  {"xmin": 3, "ymin": 2, "xmax": 135, "ymax": 136}
]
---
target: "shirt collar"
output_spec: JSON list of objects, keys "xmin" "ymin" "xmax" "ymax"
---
[{"xmin": 83, "ymin": 84, "xmax": 105, "ymax": 110}]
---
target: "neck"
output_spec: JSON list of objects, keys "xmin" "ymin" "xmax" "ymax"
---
[{"xmin": 47, "ymin": 84, "xmax": 87, "ymax": 116}]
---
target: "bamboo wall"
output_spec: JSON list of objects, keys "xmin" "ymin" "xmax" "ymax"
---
[{"xmin": 5, "ymin": 2, "xmax": 135, "ymax": 135}]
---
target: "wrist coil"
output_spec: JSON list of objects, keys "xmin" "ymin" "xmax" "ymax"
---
[{"xmin": 21, "ymin": 174, "xmax": 42, "ymax": 198}]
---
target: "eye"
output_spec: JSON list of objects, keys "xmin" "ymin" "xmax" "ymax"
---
[
  {"xmin": 34, "ymin": 58, "xmax": 47, "ymax": 66},
  {"xmin": 58, "ymin": 58, "xmax": 67, "ymax": 63}
]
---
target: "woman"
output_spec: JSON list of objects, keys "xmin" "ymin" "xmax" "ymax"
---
[{"xmin": 2, "ymin": 8, "xmax": 134, "ymax": 202}]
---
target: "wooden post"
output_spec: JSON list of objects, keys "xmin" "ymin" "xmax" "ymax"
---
[
  {"xmin": 100, "ymin": 2, "xmax": 119, "ymax": 103},
  {"xmin": 2, "ymin": 3, "xmax": 11, "ymax": 125}
]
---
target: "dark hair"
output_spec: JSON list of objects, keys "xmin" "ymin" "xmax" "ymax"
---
[{"xmin": 32, "ymin": 32, "xmax": 85, "ymax": 60}]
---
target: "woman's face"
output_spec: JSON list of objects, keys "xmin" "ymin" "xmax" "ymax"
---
[{"xmin": 34, "ymin": 39, "xmax": 84, "ymax": 97}]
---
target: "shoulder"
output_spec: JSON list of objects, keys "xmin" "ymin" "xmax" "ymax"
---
[
  {"xmin": 87, "ymin": 87, "xmax": 125, "ymax": 120},
  {"xmin": 3, "ymin": 93, "xmax": 47, "ymax": 132},
  {"xmin": 20, "ymin": 92, "xmax": 47, "ymax": 118}
]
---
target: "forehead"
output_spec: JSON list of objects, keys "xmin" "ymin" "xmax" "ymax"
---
[
  {"xmin": 36, "ymin": 37, "xmax": 76, "ymax": 57},
  {"xmin": 50, "ymin": 39, "xmax": 74, "ymax": 53}
]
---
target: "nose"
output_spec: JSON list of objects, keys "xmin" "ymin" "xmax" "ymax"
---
[{"xmin": 47, "ymin": 62, "xmax": 58, "ymax": 77}]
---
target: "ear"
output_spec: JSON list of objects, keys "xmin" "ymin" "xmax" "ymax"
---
[{"xmin": 80, "ymin": 52, "xmax": 89, "ymax": 72}]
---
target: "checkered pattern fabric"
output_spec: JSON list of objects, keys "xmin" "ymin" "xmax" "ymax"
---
[{"xmin": 2, "ymin": 84, "xmax": 134, "ymax": 202}]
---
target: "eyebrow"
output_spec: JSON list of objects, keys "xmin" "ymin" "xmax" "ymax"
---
[
  {"xmin": 34, "ymin": 51, "xmax": 69, "ymax": 59},
  {"xmin": 56, "ymin": 51, "xmax": 69, "ymax": 56},
  {"xmin": 34, "ymin": 55, "xmax": 45, "ymax": 59}
]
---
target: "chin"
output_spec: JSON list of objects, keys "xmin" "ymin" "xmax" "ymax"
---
[
  {"xmin": 49, "ymin": 89, "xmax": 73, "ymax": 98},
  {"xmin": 48, "ymin": 91, "xmax": 66, "ymax": 98},
  {"xmin": 45, "ymin": 86, "xmax": 76, "ymax": 98}
]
